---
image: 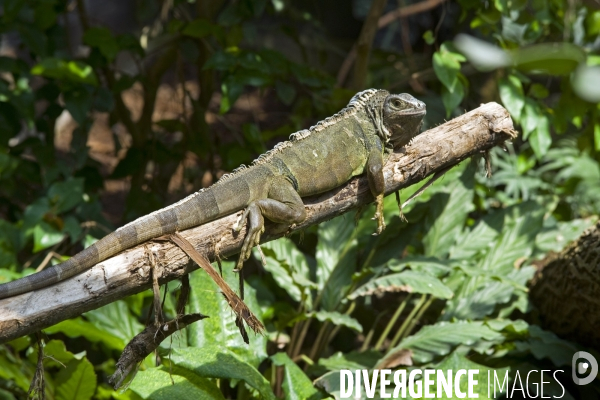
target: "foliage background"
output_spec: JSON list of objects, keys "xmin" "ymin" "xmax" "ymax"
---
[{"xmin": 0, "ymin": 0, "xmax": 600, "ymax": 398}]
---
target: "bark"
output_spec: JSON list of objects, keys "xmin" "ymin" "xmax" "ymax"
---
[
  {"xmin": 0, "ymin": 102, "xmax": 517, "ymax": 343},
  {"xmin": 529, "ymin": 221, "xmax": 600, "ymax": 348}
]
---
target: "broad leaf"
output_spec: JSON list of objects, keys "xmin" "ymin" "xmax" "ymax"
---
[
  {"xmin": 316, "ymin": 215, "xmax": 358, "ymax": 311},
  {"xmin": 169, "ymin": 346, "xmax": 275, "ymax": 400},
  {"xmin": 388, "ymin": 256, "xmax": 454, "ymax": 278},
  {"xmin": 129, "ymin": 367, "xmax": 223, "ymax": 400},
  {"xmin": 498, "ymin": 75, "xmax": 524, "ymax": 120},
  {"xmin": 379, "ymin": 321, "xmax": 502, "ymax": 365},
  {"xmin": 44, "ymin": 318, "xmax": 125, "ymax": 350},
  {"xmin": 308, "ymin": 311, "xmax": 362, "ymax": 332},
  {"xmin": 271, "ymin": 353, "xmax": 322, "ymax": 400},
  {"xmin": 258, "ymin": 239, "xmax": 315, "ymax": 307},
  {"xmin": 186, "ymin": 261, "xmax": 267, "ymax": 367},
  {"xmin": 55, "ymin": 358, "xmax": 97, "ymax": 400},
  {"xmin": 444, "ymin": 281, "xmax": 514, "ymax": 320},
  {"xmin": 422, "ymin": 163, "xmax": 474, "ymax": 258},
  {"xmin": 535, "ymin": 218, "xmax": 596, "ymax": 254},
  {"xmin": 84, "ymin": 300, "xmax": 144, "ymax": 343},
  {"xmin": 130, "ymin": 367, "xmax": 224, "ymax": 399},
  {"xmin": 432, "ymin": 352, "xmax": 510, "ymax": 399},
  {"xmin": 318, "ymin": 351, "xmax": 380, "ymax": 372},
  {"xmin": 349, "ymin": 271, "xmax": 453, "ymax": 300},
  {"xmin": 478, "ymin": 201, "xmax": 545, "ymax": 273}
]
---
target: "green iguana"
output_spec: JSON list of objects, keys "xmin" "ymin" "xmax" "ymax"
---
[{"xmin": 0, "ymin": 89, "xmax": 426, "ymax": 300}]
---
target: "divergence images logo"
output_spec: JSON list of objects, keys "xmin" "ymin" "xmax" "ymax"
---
[{"xmin": 572, "ymin": 351, "xmax": 598, "ymax": 386}]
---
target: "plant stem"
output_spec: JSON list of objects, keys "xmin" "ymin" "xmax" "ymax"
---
[
  {"xmin": 403, "ymin": 295, "xmax": 435, "ymax": 339},
  {"xmin": 308, "ymin": 321, "xmax": 330, "ymax": 362},
  {"xmin": 389, "ymin": 294, "xmax": 428, "ymax": 349},
  {"xmin": 374, "ymin": 293, "xmax": 412, "ymax": 351}
]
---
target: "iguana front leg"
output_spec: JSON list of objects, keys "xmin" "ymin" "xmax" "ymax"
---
[
  {"xmin": 234, "ymin": 176, "xmax": 306, "ymax": 270},
  {"xmin": 366, "ymin": 147, "xmax": 386, "ymax": 235}
]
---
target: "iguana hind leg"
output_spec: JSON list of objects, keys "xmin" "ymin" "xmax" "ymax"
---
[{"xmin": 234, "ymin": 176, "xmax": 306, "ymax": 270}]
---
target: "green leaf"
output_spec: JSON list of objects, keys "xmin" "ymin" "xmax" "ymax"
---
[
  {"xmin": 454, "ymin": 34, "xmax": 510, "ymax": 71},
  {"xmin": 316, "ymin": 215, "xmax": 358, "ymax": 311},
  {"xmin": 45, "ymin": 317, "xmax": 125, "ymax": 350},
  {"xmin": 84, "ymin": 300, "xmax": 144, "ymax": 343},
  {"xmin": 422, "ymin": 163, "xmax": 474, "ymax": 258},
  {"xmin": 314, "ymin": 370, "xmax": 342, "ymax": 399},
  {"xmin": 170, "ymin": 346, "xmax": 275, "ymax": 400},
  {"xmin": 535, "ymin": 218, "xmax": 596, "ymax": 254},
  {"xmin": 318, "ymin": 351, "xmax": 380, "ymax": 372},
  {"xmin": 83, "ymin": 27, "xmax": 119, "ymax": 61},
  {"xmin": 528, "ymin": 115, "xmax": 551, "ymax": 159},
  {"xmin": 520, "ymin": 99, "xmax": 540, "ymax": 140},
  {"xmin": 498, "ymin": 75, "xmax": 525, "ymax": 120},
  {"xmin": 441, "ymin": 80, "xmax": 464, "ymax": 117},
  {"xmin": 129, "ymin": 367, "xmax": 224, "ymax": 399},
  {"xmin": 379, "ymin": 321, "xmax": 502, "ymax": 365},
  {"xmin": 31, "ymin": 58, "xmax": 98, "ymax": 85},
  {"xmin": 423, "ymin": 30, "xmax": 435, "ymax": 45},
  {"xmin": 514, "ymin": 325, "xmax": 579, "ymax": 367},
  {"xmin": 30, "ymin": 340, "xmax": 79, "ymax": 369},
  {"xmin": 258, "ymin": 239, "xmax": 315, "ymax": 306},
  {"xmin": 0, "ymin": 352, "xmax": 32, "ymax": 392},
  {"xmin": 34, "ymin": 3, "xmax": 57, "ymax": 30},
  {"xmin": 64, "ymin": 87, "xmax": 92, "ymax": 125},
  {"xmin": 55, "ymin": 358, "xmax": 97, "ymax": 400},
  {"xmin": 308, "ymin": 311, "xmax": 362, "ymax": 332},
  {"xmin": 387, "ymin": 256, "xmax": 453, "ymax": 277},
  {"xmin": 595, "ymin": 122, "xmax": 600, "ymax": 152},
  {"xmin": 512, "ymin": 42, "xmax": 586, "ymax": 76},
  {"xmin": 529, "ymin": 83, "xmax": 549, "ymax": 99},
  {"xmin": 478, "ymin": 200, "xmax": 545, "ymax": 273},
  {"xmin": 33, "ymin": 222, "xmax": 64, "ymax": 252},
  {"xmin": 433, "ymin": 50, "xmax": 461, "ymax": 91},
  {"xmin": 271, "ymin": 353, "xmax": 322, "ymax": 400},
  {"xmin": 48, "ymin": 178, "xmax": 85, "ymax": 214},
  {"xmin": 432, "ymin": 352, "xmax": 510, "ymax": 399},
  {"xmin": 186, "ymin": 261, "xmax": 267, "ymax": 367},
  {"xmin": 449, "ymin": 208, "xmax": 504, "ymax": 260},
  {"xmin": 348, "ymin": 271, "xmax": 453, "ymax": 300},
  {"xmin": 445, "ymin": 281, "xmax": 515, "ymax": 319}
]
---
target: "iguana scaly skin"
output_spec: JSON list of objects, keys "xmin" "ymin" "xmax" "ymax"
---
[{"xmin": 0, "ymin": 89, "xmax": 425, "ymax": 300}]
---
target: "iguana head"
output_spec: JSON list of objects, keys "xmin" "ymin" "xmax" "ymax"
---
[{"xmin": 383, "ymin": 93, "xmax": 426, "ymax": 148}]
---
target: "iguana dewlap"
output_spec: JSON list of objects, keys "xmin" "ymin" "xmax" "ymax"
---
[{"xmin": 0, "ymin": 89, "xmax": 425, "ymax": 300}]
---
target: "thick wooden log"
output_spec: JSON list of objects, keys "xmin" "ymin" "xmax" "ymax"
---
[
  {"xmin": 0, "ymin": 102, "xmax": 517, "ymax": 343},
  {"xmin": 530, "ymin": 221, "xmax": 600, "ymax": 348}
]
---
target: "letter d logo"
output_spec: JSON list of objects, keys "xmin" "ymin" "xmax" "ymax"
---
[{"xmin": 572, "ymin": 351, "xmax": 598, "ymax": 385}]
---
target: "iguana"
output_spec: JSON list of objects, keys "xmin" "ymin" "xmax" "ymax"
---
[{"xmin": 0, "ymin": 89, "xmax": 425, "ymax": 300}]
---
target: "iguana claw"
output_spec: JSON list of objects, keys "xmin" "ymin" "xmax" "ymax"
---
[{"xmin": 235, "ymin": 203, "xmax": 265, "ymax": 271}]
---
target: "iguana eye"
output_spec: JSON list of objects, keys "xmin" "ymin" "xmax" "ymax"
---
[{"xmin": 392, "ymin": 99, "xmax": 403, "ymax": 108}]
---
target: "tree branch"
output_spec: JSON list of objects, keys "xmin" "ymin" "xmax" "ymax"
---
[
  {"xmin": 337, "ymin": 0, "xmax": 445, "ymax": 87},
  {"xmin": 352, "ymin": 0, "xmax": 388, "ymax": 90},
  {"xmin": 0, "ymin": 102, "xmax": 517, "ymax": 343}
]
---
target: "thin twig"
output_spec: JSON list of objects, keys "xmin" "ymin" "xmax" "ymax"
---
[
  {"xmin": 353, "ymin": 0, "xmax": 388, "ymax": 90},
  {"xmin": 337, "ymin": 0, "xmax": 445, "ymax": 87}
]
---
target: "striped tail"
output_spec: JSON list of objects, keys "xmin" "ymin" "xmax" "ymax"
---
[
  {"xmin": 0, "ymin": 162, "xmax": 268, "ymax": 300},
  {"xmin": 0, "ymin": 186, "xmax": 227, "ymax": 300}
]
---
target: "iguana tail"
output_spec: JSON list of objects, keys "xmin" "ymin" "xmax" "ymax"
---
[{"xmin": 0, "ymin": 168, "xmax": 264, "ymax": 300}]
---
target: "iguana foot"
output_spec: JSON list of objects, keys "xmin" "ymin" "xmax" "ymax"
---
[
  {"xmin": 235, "ymin": 203, "xmax": 265, "ymax": 271},
  {"xmin": 371, "ymin": 193, "xmax": 386, "ymax": 235}
]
